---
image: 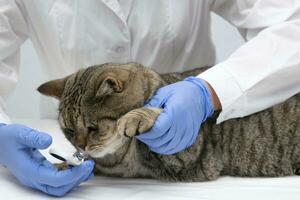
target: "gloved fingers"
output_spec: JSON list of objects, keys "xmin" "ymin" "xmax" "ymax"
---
[
  {"xmin": 41, "ymin": 160, "xmax": 57, "ymax": 170},
  {"xmin": 51, "ymin": 170, "xmax": 92, "ymax": 197},
  {"xmin": 84, "ymin": 172, "xmax": 94, "ymax": 182},
  {"xmin": 30, "ymin": 149, "xmax": 58, "ymax": 170},
  {"xmin": 136, "ymin": 107, "xmax": 172, "ymax": 141},
  {"xmin": 150, "ymin": 113, "xmax": 187, "ymax": 154},
  {"xmin": 171, "ymin": 113, "xmax": 200, "ymax": 153},
  {"xmin": 147, "ymin": 134, "xmax": 186, "ymax": 155},
  {"xmin": 178, "ymin": 112, "xmax": 204, "ymax": 151},
  {"xmin": 149, "ymin": 144, "xmax": 169, "ymax": 154},
  {"xmin": 7, "ymin": 150, "xmax": 51, "ymax": 182},
  {"xmin": 159, "ymin": 118, "xmax": 188, "ymax": 154},
  {"xmin": 144, "ymin": 88, "xmax": 172, "ymax": 108},
  {"xmin": 138, "ymin": 127, "xmax": 172, "ymax": 148},
  {"xmin": 16, "ymin": 126, "xmax": 52, "ymax": 149},
  {"xmin": 159, "ymin": 144, "xmax": 186, "ymax": 155},
  {"xmin": 36, "ymin": 169, "xmax": 93, "ymax": 197},
  {"xmin": 137, "ymin": 106, "xmax": 180, "ymax": 149},
  {"xmin": 160, "ymin": 102, "xmax": 202, "ymax": 154},
  {"xmin": 163, "ymin": 124, "xmax": 196, "ymax": 154},
  {"xmin": 36, "ymin": 160, "xmax": 94, "ymax": 187},
  {"xmin": 144, "ymin": 96, "xmax": 160, "ymax": 108},
  {"xmin": 31, "ymin": 150, "xmax": 55, "ymax": 170},
  {"xmin": 31, "ymin": 149, "xmax": 47, "ymax": 163},
  {"xmin": 143, "ymin": 104, "xmax": 198, "ymax": 154},
  {"xmin": 185, "ymin": 116, "xmax": 202, "ymax": 148}
]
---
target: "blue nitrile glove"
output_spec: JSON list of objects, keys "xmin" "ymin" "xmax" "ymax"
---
[
  {"xmin": 136, "ymin": 76, "xmax": 214, "ymax": 154},
  {"xmin": 0, "ymin": 124, "xmax": 94, "ymax": 197}
]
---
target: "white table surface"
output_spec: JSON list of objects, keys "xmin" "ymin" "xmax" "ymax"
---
[{"xmin": 0, "ymin": 118, "xmax": 299, "ymax": 200}]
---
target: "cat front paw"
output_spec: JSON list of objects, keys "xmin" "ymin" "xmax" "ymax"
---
[{"xmin": 117, "ymin": 107, "xmax": 162, "ymax": 138}]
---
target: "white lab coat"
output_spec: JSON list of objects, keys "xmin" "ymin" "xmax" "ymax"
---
[{"xmin": 0, "ymin": 0, "xmax": 299, "ymax": 124}]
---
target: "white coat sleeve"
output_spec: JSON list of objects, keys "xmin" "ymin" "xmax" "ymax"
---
[
  {"xmin": 0, "ymin": 0, "xmax": 28, "ymax": 123},
  {"xmin": 198, "ymin": 0, "xmax": 300, "ymax": 123}
]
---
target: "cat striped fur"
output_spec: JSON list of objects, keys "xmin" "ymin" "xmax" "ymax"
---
[{"xmin": 38, "ymin": 63, "xmax": 300, "ymax": 182}]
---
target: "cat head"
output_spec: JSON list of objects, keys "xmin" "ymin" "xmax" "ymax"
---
[{"xmin": 38, "ymin": 62, "xmax": 163, "ymax": 158}]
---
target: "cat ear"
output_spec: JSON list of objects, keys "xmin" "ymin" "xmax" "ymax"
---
[
  {"xmin": 96, "ymin": 76, "xmax": 123, "ymax": 97},
  {"xmin": 37, "ymin": 77, "xmax": 67, "ymax": 100}
]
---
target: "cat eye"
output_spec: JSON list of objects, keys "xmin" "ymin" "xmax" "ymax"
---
[
  {"xmin": 87, "ymin": 126, "xmax": 98, "ymax": 133},
  {"xmin": 64, "ymin": 128, "xmax": 75, "ymax": 138},
  {"xmin": 87, "ymin": 123, "xmax": 98, "ymax": 133}
]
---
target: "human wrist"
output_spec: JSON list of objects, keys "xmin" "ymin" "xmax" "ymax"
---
[
  {"xmin": 184, "ymin": 76, "xmax": 215, "ymax": 118},
  {"xmin": 201, "ymin": 79, "xmax": 222, "ymax": 111}
]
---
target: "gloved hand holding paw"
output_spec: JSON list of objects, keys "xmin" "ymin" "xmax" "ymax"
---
[{"xmin": 136, "ymin": 76, "xmax": 215, "ymax": 154}]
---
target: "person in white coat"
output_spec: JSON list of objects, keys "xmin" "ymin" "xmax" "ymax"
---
[{"xmin": 0, "ymin": 0, "xmax": 299, "ymax": 197}]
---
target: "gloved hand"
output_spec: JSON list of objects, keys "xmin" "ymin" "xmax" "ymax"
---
[
  {"xmin": 0, "ymin": 124, "xmax": 94, "ymax": 197},
  {"xmin": 136, "ymin": 76, "xmax": 215, "ymax": 154}
]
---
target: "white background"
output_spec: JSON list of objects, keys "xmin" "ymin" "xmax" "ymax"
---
[{"xmin": 6, "ymin": 13, "xmax": 245, "ymax": 119}]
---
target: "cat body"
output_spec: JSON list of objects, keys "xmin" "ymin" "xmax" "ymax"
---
[{"xmin": 38, "ymin": 63, "xmax": 300, "ymax": 182}]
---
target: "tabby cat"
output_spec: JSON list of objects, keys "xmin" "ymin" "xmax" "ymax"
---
[{"xmin": 38, "ymin": 62, "xmax": 300, "ymax": 182}]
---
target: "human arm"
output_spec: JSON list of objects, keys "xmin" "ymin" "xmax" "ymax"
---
[
  {"xmin": 0, "ymin": 0, "xmax": 29, "ymax": 123},
  {"xmin": 136, "ymin": 0, "xmax": 300, "ymax": 154},
  {"xmin": 199, "ymin": 0, "xmax": 300, "ymax": 123}
]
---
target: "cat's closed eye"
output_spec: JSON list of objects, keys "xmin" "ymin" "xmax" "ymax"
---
[
  {"xmin": 64, "ymin": 128, "xmax": 75, "ymax": 139},
  {"xmin": 87, "ymin": 125, "xmax": 98, "ymax": 133}
]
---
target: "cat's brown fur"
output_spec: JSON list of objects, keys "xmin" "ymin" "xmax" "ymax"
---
[{"xmin": 38, "ymin": 63, "xmax": 300, "ymax": 182}]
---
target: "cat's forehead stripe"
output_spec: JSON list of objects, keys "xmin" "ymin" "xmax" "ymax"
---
[{"xmin": 59, "ymin": 70, "xmax": 90, "ymax": 129}]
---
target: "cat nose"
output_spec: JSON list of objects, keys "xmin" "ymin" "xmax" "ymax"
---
[{"xmin": 76, "ymin": 138, "xmax": 87, "ymax": 150}]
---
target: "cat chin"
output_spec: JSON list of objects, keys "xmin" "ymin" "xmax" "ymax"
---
[{"xmin": 87, "ymin": 134, "xmax": 128, "ymax": 158}]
